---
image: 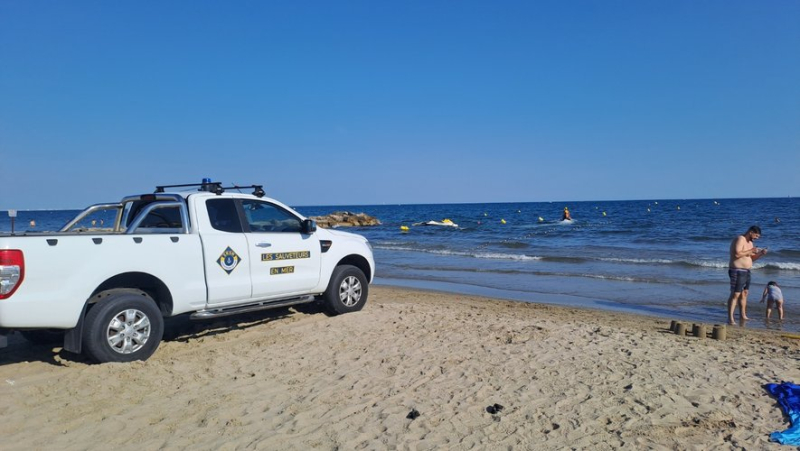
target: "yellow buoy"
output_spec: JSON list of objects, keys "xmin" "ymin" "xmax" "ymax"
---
[
  {"xmin": 602, "ymin": 211, "xmax": 607, "ymax": 216},
  {"xmin": 538, "ymin": 216, "xmax": 544, "ymax": 222},
  {"xmin": 501, "ymin": 219, "xmax": 506, "ymax": 224},
  {"xmin": 400, "ymin": 225, "xmax": 409, "ymax": 232}
]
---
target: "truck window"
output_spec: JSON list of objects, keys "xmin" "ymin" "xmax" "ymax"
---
[
  {"xmin": 138, "ymin": 206, "xmax": 183, "ymax": 229},
  {"xmin": 242, "ymin": 200, "xmax": 301, "ymax": 233},
  {"xmin": 65, "ymin": 208, "xmax": 118, "ymax": 232},
  {"xmin": 206, "ymin": 199, "xmax": 243, "ymax": 233}
]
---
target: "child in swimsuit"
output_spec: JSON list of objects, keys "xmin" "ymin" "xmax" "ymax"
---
[{"xmin": 760, "ymin": 281, "xmax": 785, "ymax": 320}]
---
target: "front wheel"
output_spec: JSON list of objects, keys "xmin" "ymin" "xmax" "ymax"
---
[
  {"xmin": 323, "ymin": 265, "xmax": 369, "ymax": 315},
  {"xmin": 82, "ymin": 289, "xmax": 164, "ymax": 363}
]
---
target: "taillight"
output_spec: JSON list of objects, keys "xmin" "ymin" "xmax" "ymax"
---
[{"xmin": 0, "ymin": 250, "xmax": 24, "ymax": 299}]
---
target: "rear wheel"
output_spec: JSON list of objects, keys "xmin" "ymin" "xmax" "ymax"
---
[
  {"xmin": 82, "ymin": 290, "xmax": 164, "ymax": 363},
  {"xmin": 323, "ymin": 265, "xmax": 369, "ymax": 315}
]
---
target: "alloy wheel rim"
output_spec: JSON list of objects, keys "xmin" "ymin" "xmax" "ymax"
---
[
  {"xmin": 339, "ymin": 276, "xmax": 362, "ymax": 307},
  {"xmin": 106, "ymin": 308, "xmax": 151, "ymax": 354}
]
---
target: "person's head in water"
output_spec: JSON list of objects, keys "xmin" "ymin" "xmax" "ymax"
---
[
  {"xmin": 746, "ymin": 225, "xmax": 761, "ymax": 240},
  {"xmin": 767, "ymin": 281, "xmax": 778, "ymax": 287}
]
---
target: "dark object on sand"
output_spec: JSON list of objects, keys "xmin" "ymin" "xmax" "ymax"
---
[
  {"xmin": 486, "ymin": 403, "xmax": 505, "ymax": 414},
  {"xmin": 406, "ymin": 409, "xmax": 420, "ymax": 420},
  {"xmin": 764, "ymin": 382, "xmax": 800, "ymax": 445}
]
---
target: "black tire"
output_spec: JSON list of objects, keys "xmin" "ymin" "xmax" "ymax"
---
[
  {"xmin": 82, "ymin": 289, "xmax": 164, "ymax": 363},
  {"xmin": 323, "ymin": 265, "xmax": 369, "ymax": 315},
  {"xmin": 20, "ymin": 329, "xmax": 64, "ymax": 345}
]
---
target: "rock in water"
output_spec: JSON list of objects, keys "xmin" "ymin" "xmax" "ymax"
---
[{"xmin": 309, "ymin": 211, "xmax": 381, "ymax": 228}]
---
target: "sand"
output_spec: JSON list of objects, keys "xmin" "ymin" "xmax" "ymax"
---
[{"xmin": 1, "ymin": 286, "xmax": 798, "ymax": 450}]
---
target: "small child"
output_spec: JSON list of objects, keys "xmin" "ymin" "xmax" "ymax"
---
[{"xmin": 760, "ymin": 281, "xmax": 785, "ymax": 320}]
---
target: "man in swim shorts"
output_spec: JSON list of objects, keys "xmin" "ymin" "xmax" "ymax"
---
[{"xmin": 727, "ymin": 225, "xmax": 767, "ymax": 324}]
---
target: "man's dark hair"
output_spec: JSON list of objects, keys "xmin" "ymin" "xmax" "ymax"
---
[{"xmin": 747, "ymin": 225, "xmax": 761, "ymax": 235}]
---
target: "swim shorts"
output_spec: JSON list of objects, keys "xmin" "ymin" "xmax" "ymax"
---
[{"xmin": 728, "ymin": 269, "xmax": 751, "ymax": 293}]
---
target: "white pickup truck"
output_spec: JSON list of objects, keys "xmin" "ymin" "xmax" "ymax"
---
[{"xmin": 0, "ymin": 181, "xmax": 374, "ymax": 363}]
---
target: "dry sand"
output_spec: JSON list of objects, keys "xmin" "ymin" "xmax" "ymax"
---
[{"xmin": 1, "ymin": 286, "xmax": 798, "ymax": 450}]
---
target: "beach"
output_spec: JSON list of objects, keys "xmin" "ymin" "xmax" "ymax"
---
[{"xmin": 1, "ymin": 285, "xmax": 798, "ymax": 450}]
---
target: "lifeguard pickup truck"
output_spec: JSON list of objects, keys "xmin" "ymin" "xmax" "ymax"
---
[{"xmin": 0, "ymin": 181, "xmax": 374, "ymax": 363}]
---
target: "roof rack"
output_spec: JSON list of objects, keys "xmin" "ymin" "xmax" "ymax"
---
[
  {"xmin": 155, "ymin": 182, "xmax": 224, "ymax": 195},
  {"xmin": 154, "ymin": 180, "xmax": 265, "ymax": 197},
  {"xmin": 224, "ymin": 184, "xmax": 266, "ymax": 198}
]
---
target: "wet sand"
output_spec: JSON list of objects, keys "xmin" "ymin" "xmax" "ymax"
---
[{"xmin": 1, "ymin": 286, "xmax": 798, "ymax": 449}]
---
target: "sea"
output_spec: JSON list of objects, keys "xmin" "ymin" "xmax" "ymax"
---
[{"xmin": 2, "ymin": 197, "xmax": 799, "ymax": 332}]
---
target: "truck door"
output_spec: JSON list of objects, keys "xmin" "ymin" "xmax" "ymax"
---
[
  {"xmin": 241, "ymin": 199, "xmax": 321, "ymax": 299},
  {"xmin": 201, "ymin": 198, "xmax": 252, "ymax": 306}
]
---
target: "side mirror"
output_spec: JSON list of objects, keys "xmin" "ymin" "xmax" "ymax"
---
[{"xmin": 301, "ymin": 219, "xmax": 317, "ymax": 234}]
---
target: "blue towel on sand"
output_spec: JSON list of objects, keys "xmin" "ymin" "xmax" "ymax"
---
[{"xmin": 765, "ymin": 382, "xmax": 800, "ymax": 445}]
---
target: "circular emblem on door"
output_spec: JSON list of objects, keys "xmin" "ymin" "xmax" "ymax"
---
[{"xmin": 217, "ymin": 246, "xmax": 241, "ymax": 274}]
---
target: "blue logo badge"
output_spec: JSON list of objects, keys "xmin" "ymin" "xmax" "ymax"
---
[{"xmin": 217, "ymin": 247, "xmax": 241, "ymax": 275}]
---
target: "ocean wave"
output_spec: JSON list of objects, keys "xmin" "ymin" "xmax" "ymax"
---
[
  {"xmin": 578, "ymin": 273, "xmax": 638, "ymax": 282},
  {"xmin": 598, "ymin": 257, "xmax": 800, "ymax": 272},
  {"xmin": 600, "ymin": 257, "xmax": 676, "ymax": 265},
  {"xmin": 375, "ymin": 245, "xmax": 800, "ymax": 271},
  {"xmin": 761, "ymin": 262, "xmax": 800, "ymax": 271},
  {"xmin": 386, "ymin": 263, "xmax": 697, "ymax": 285},
  {"xmin": 682, "ymin": 260, "xmax": 729, "ymax": 269},
  {"xmin": 493, "ymin": 241, "xmax": 530, "ymax": 249},
  {"xmin": 772, "ymin": 249, "xmax": 800, "ymax": 258},
  {"xmin": 596, "ymin": 256, "xmax": 797, "ymax": 271},
  {"xmin": 374, "ymin": 244, "xmax": 542, "ymax": 261}
]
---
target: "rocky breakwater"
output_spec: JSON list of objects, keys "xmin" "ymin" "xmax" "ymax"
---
[{"xmin": 309, "ymin": 211, "xmax": 381, "ymax": 228}]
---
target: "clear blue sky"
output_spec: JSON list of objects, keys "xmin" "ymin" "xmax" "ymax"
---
[{"xmin": 1, "ymin": 1, "xmax": 798, "ymax": 210}]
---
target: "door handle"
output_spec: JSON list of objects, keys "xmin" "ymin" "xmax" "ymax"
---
[{"xmin": 256, "ymin": 242, "xmax": 272, "ymax": 248}]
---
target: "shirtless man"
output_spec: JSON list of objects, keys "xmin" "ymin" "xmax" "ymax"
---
[{"xmin": 728, "ymin": 225, "xmax": 767, "ymax": 324}]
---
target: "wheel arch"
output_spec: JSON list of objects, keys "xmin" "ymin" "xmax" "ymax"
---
[
  {"xmin": 89, "ymin": 272, "xmax": 174, "ymax": 316},
  {"xmin": 64, "ymin": 274, "xmax": 172, "ymax": 355},
  {"xmin": 337, "ymin": 254, "xmax": 372, "ymax": 282}
]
